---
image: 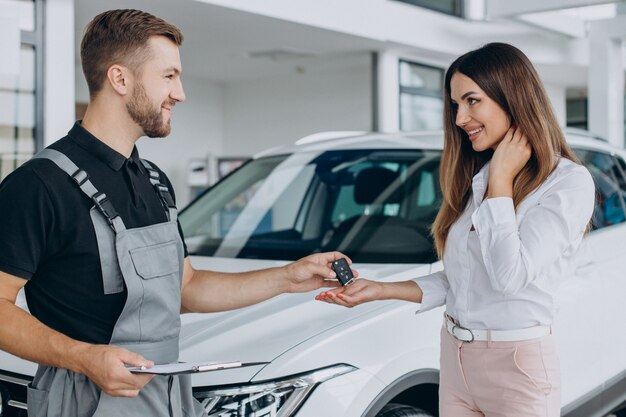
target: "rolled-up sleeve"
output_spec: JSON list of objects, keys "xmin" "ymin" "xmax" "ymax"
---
[
  {"xmin": 413, "ymin": 269, "xmax": 448, "ymax": 312},
  {"xmin": 471, "ymin": 165, "xmax": 595, "ymax": 295}
]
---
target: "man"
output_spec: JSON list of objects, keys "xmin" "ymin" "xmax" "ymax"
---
[{"xmin": 0, "ymin": 9, "xmax": 352, "ymax": 417}]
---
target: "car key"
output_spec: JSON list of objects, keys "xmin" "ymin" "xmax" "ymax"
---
[{"xmin": 332, "ymin": 258, "xmax": 355, "ymax": 286}]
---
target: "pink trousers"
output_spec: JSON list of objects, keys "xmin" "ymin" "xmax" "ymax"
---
[{"xmin": 439, "ymin": 327, "xmax": 561, "ymax": 417}]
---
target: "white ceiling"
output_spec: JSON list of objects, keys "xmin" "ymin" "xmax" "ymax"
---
[
  {"xmin": 74, "ymin": 0, "xmax": 389, "ymax": 82},
  {"xmin": 74, "ymin": 0, "xmax": 624, "ymax": 87}
]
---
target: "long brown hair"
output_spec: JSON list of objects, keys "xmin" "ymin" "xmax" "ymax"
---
[
  {"xmin": 81, "ymin": 9, "xmax": 183, "ymax": 99},
  {"xmin": 432, "ymin": 42, "xmax": 578, "ymax": 257}
]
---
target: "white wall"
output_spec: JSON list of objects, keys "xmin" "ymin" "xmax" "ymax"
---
[
  {"xmin": 137, "ymin": 77, "xmax": 224, "ymax": 207},
  {"xmin": 544, "ymin": 83, "xmax": 567, "ymax": 127},
  {"xmin": 45, "ymin": 0, "xmax": 75, "ymax": 145},
  {"xmin": 377, "ymin": 50, "xmax": 401, "ymax": 132},
  {"xmin": 222, "ymin": 58, "xmax": 372, "ymax": 156},
  {"xmin": 76, "ymin": 73, "xmax": 225, "ymax": 207},
  {"xmin": 197, "ymin": 0, "xmax": 613, "ymax": 142}
]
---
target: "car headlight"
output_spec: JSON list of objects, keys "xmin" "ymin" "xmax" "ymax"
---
[{"xmin": 193, "ymin": 364, "xmax": 356, "ymax": 417}]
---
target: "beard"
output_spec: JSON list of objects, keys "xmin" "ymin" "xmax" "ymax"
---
[{"xmin": 126, "ymin": 82, "xmax": 172, "ymax": 138}]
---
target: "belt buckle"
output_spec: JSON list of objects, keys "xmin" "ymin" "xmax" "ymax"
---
[{"xmin": 451, "ymin": 323, "xmax": 475, "ymax": 343}]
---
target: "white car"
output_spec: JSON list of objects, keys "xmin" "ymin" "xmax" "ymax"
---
[{"xmin": 1, "ymin": 130, "xmax": 625, "ymax": 417}]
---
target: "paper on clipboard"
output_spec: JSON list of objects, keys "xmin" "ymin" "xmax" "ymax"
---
[{"xmin": 127, "ymin": 361, "xmax": 268, "ymax": 375}]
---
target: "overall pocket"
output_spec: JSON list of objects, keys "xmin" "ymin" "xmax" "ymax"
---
[
  {"xmin": 130, "ymin": 240, "xmax": 180, "ymax": 279},
  {"xmin": 26, "ymin": 384, "xmax": 49, "ymax": 417},
  {"xmin": 129, "ymin": 239, "xmax": 182, "ymax": 342}
]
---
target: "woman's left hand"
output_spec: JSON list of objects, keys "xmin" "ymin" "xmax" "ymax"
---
[{"xmin": 315, "ymin": 279, "xmax": 385, "ymax": 308}]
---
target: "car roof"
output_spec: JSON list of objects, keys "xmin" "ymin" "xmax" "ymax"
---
[
  {"xmin": 254, "ymin": 129, "xmax": 626, "ymax": 159},
  {"xmin": 254, "ymin": 131, "xmax": 444, "ymax": 158}
]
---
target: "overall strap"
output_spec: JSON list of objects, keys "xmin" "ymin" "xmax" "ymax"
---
[
  {"xmin": 140, "ymin": 159, "xmax": 178, "ymax": 222},
  {"xmin": 32, "ymin": 149, "xmax": 127, "ymax": 233}
]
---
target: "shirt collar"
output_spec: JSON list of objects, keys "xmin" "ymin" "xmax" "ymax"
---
[
  {"xmin": 67, "ymin": 121, "xmax": 146, "ymax": 174},
  {"xmin": 471, "ymin": 161, "xmax": 490, "ymax": 206}
]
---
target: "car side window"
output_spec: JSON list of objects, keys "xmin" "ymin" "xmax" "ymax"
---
[
  {"xmin": 416, "ymin": 171, "xmax": 436, "ymax": 207},
  {"xmin": 330, "ymin": 162, "xmax": 403, "ymax": 224},
  {"xmin": 573, "ymin": 148, "xmax": 626, "ymax": 230}
]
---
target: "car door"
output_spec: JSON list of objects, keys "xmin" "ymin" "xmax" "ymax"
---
[{"xmin": 556, "ymin": 147, "xmax": 626, "ymax": 407}]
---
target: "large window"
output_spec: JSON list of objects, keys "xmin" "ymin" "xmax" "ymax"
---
[
  {"xmin": 566, "ymin": 95, "xmax": 626, "ymax": 142},
  {"xmin": 566, "ymin": 97, "xmax": 587, "ymax": 130},
  {"xmin": 399, "ymin": 60, "xmax": 444, "ymax": 131},
  {"xmin": 0, "ymin": 0, "xmax": 43, "ymax": 181}
]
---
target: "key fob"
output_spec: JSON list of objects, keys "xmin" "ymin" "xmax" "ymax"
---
[{"xmin": 332, "ymin": 258, "xmax": 355, "ymax": 286}]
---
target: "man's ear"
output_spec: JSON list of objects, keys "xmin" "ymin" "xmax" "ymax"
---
[{"xmin": 106, "ymin": 64, "xmax": 132, "ymax": 96}]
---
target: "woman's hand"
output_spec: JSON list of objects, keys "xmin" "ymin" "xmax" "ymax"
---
[
  {"xmin": 488, "ymin": 126, "xmax": 532, "ymax": 198},
  {"xmin": 315, "ymin": 279, "xmax": 386, "ymax": 308},
  {"xmin": 316, "ymin": 279, "xmax": 423, "ymax": 308}
]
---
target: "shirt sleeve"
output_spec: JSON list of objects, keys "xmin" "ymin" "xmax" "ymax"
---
[
  {"xmin": 471, "ymin": 165, "xmax": 595, "ymax": 296},
  {"xmin": 412, "ymin": 269, "xmax": 448, "ymax": 312},
  {"xmin": 0, "ymin": 166, "xmax": 53, "ymax": 279}
]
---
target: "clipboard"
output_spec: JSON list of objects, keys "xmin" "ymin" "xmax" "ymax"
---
[{"xmin": 127, "ymin": 361, "xmax": 268, "ymax": 375}]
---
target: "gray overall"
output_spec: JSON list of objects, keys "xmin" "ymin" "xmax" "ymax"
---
[{"xmin": 26, "ymin": 149, "xmax": 207, "ymax": 417}]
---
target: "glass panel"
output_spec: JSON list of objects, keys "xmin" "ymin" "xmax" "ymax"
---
[
  {"xmin": 400, "ymin": 93, "xmax": 443, "ymax": 131},
  {"xmin": 399, "ymin": 61, "xmax": 442, "ymax": 91},
  {"xmin": 181, "ymin": 149, "xmax": 442, "ymax": 263},
  {"xmin": 416, "ymin": 171, "xmax": 436, "ymax": 206},
  {"xmin": 565, "ymin": 95, "xmax": 626, "ymax": 136},
  {"xmin": 399, "ymin": 61, "xmax": 444, "ymax": 132},
  {"xmin": 574, "ymin": 148, "xmax": 626, "ymax": 229},
  {"xmin": 0, "ymin": 0, "xmax": 35, "ymax": 32},
  {"xmin": 566, "ymin": 97, "xmax": 587, "ymax": 130},
  {"xmin": 0, "ymin": 45, "xmax": 35, "ymax": 180},
  {"xmin": 394, "ymin": 0, "xmax": 460, "ymax": 16}
]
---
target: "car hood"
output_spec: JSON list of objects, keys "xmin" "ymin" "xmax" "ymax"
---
[{"xmin": 179, "ymin": 256, "xmax": 432, "ymax": 386}]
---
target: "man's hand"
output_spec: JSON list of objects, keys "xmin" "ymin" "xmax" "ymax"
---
[
  {"xmin": 0, "ymin": 271, "xmax": 152, "ymax": 398},
  {"xmin": 75, "ymin": 344, "xmax": 155, "ymax": 397},
  {"xmin": 283, "ymin": 252, "xmax": 358, "ymax": 293},
  {"xmin": 181, "ymin": 253, "xmax": 359, "ymax": 313}
]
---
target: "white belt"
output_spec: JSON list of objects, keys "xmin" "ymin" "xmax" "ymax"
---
[{"xmin": 444, "ymin": 316, "xmax": 551, "ymax": 342}]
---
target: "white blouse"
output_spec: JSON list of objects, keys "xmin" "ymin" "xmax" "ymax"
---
[{"xmin": 414, "ymin": 157, "xmax": 595, "ymax": 330}]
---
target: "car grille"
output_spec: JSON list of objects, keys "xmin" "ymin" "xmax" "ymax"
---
[{"xmin": 0, "ymin": 371, "xmax": 31, "ymax": 417}]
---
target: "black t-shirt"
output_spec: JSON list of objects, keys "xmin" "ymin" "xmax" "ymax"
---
[{"xmin": 0, "ymin": 122, "xmax": 188, "ymax": 344}]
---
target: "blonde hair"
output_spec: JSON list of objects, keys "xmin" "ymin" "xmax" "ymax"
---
[{"xmin": 432, "ymin": 43, "xmax": 579, "ymax": 257}]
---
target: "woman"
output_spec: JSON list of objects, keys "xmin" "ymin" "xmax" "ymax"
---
[{"xmin": 316, "ymin": 43, "xmax": 595, "ymax": 417}]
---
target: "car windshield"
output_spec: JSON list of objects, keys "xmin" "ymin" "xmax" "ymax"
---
[{"xmin": 180, "ymin": 149, "xmax": 442, "ymax": 263}]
